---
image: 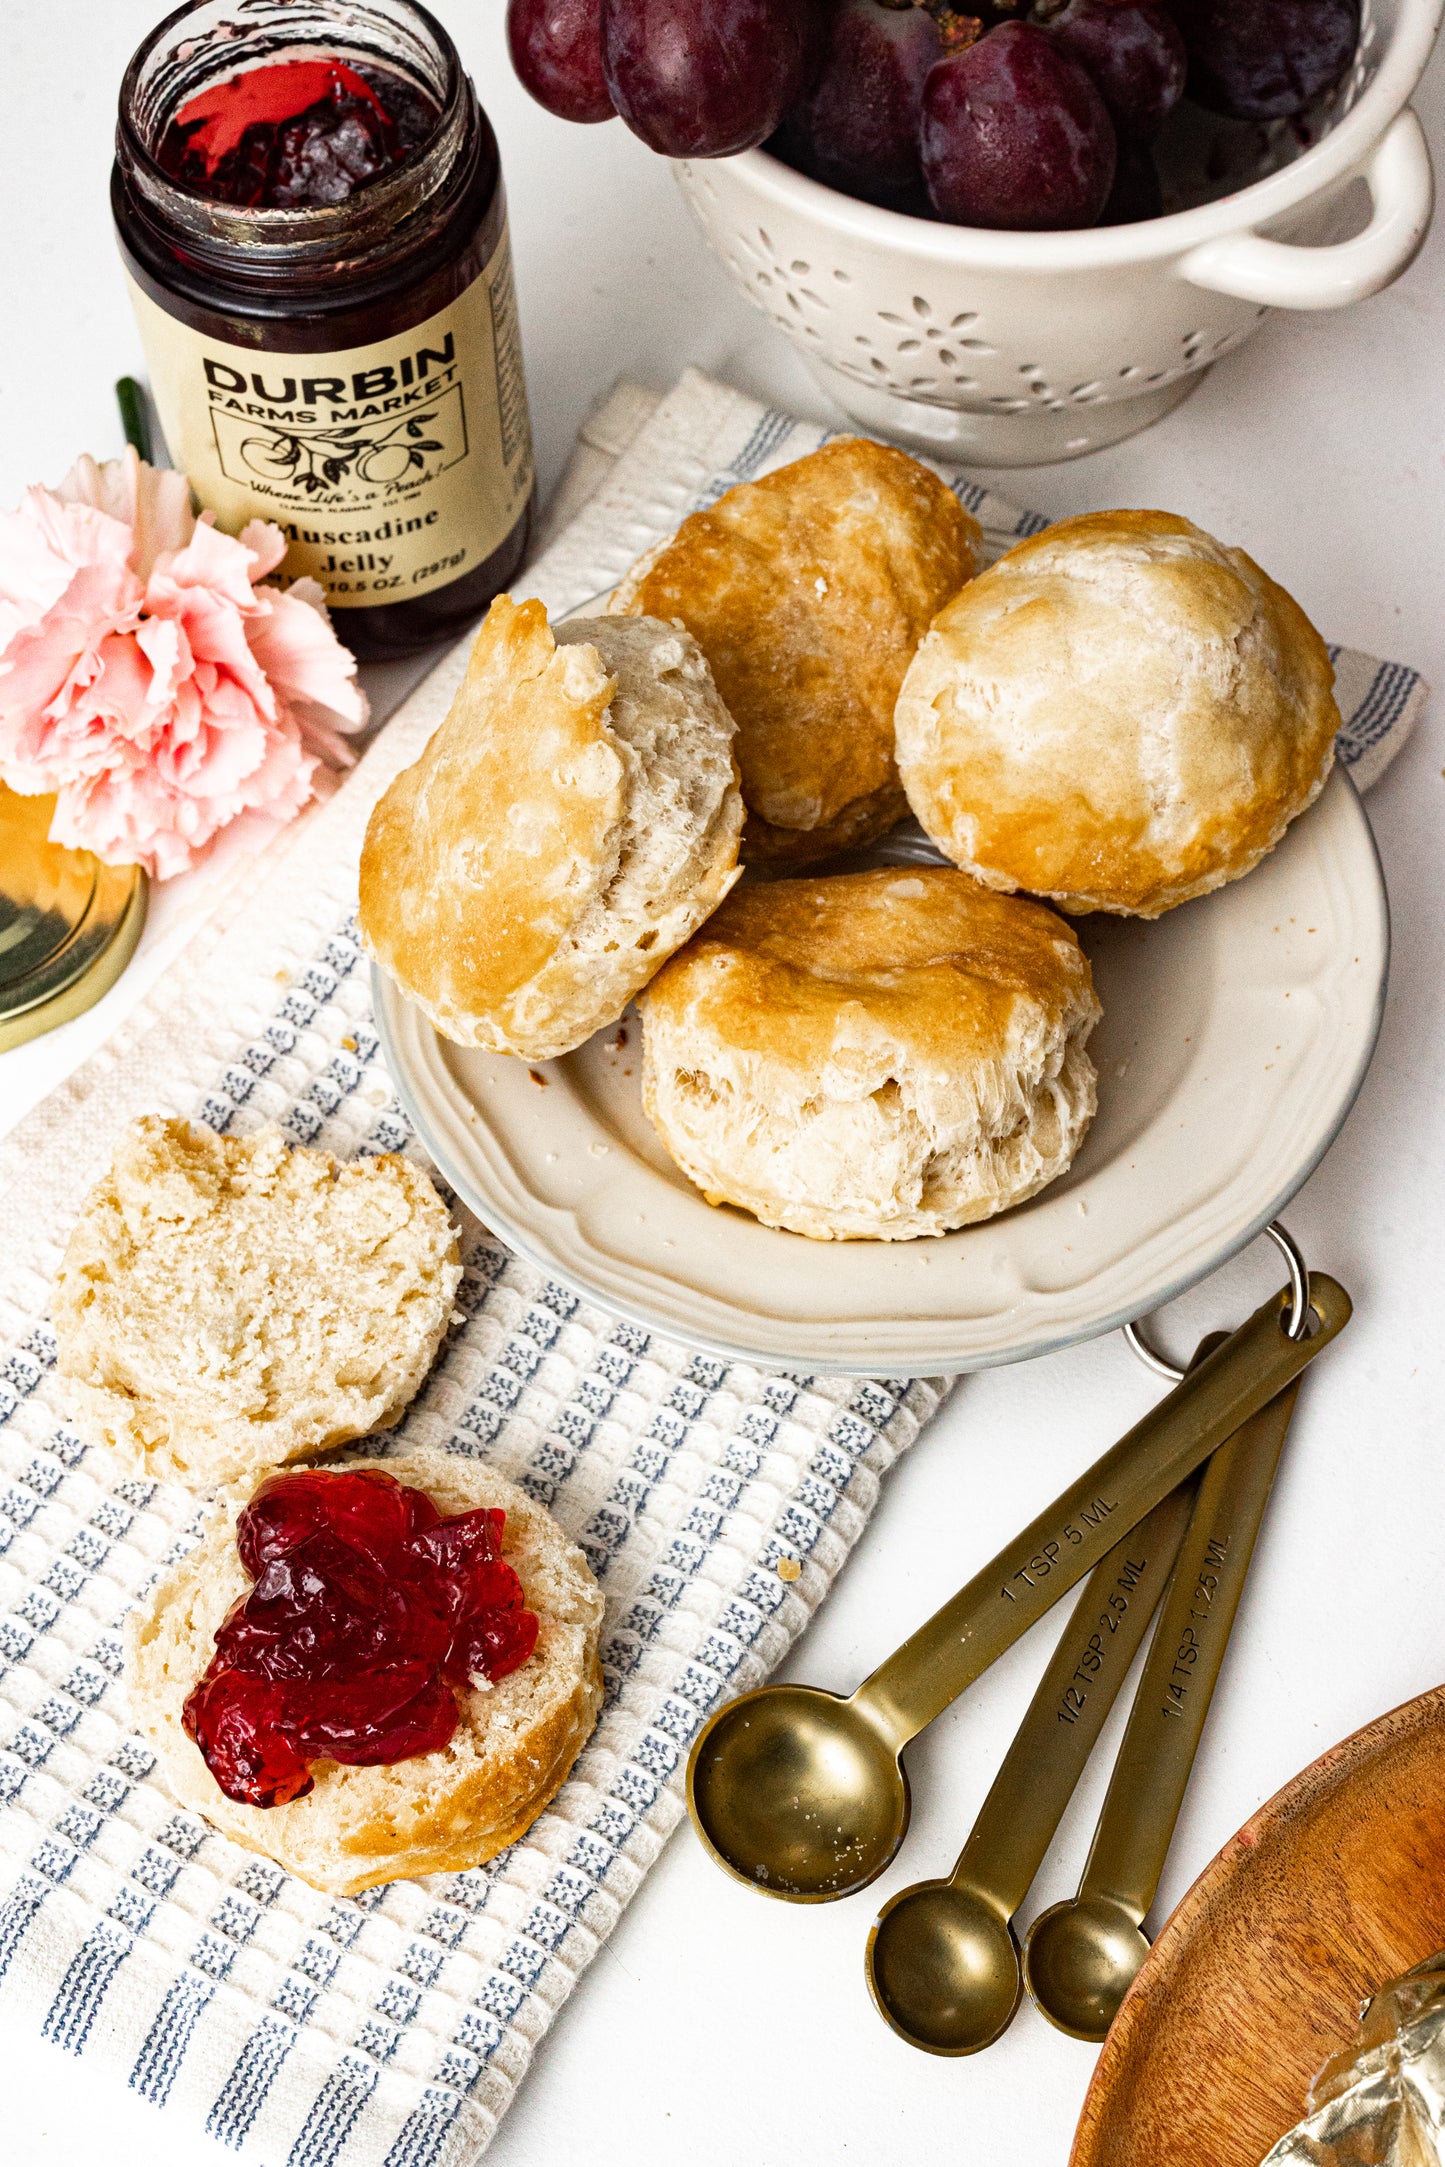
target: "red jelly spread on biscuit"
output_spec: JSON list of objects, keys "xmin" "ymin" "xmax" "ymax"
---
[{"xmin": 183, "ymin": 1468, "xmax": 539, "ymax": 1808}]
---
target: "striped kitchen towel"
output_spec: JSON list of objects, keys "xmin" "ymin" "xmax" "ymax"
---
[{"xmin": 0, "ymin": 366, "xmax": 1426, "ymax": 2167}]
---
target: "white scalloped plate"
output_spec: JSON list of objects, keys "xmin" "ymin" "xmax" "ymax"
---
[{"xmin": 374, "ymin": 766, "xmax": 1387, "ymax": 1375}]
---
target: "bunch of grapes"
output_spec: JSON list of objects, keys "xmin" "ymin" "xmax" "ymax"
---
[
  {"xmin": 505, "ymin": 0, "xmax": 820, "ymax": 151},
  {"xmin": 506, "ymin": 0, "xmax": 1359, "ymax": 230}
]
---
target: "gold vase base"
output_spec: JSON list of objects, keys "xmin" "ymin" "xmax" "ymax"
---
[{"xmin": 0, "ymin": 786, "xmax": 148, "ymax": 1053}]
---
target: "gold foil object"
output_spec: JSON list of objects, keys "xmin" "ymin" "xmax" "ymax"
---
[
  {"xmin": 686, "ymin": 1276, "xmax": 1351, "ymax": 1904},
  {"xmin": 1023, "ymin": 1369, "xmax": 1305, "ymax": 2042},
  {"xmin": 0, "ymin": 787, "xmax": 146, "ymax": 1051},
  {"xmin": 1262, "ymin": 1951, "xmax": 1445, "ymax": 2164}
]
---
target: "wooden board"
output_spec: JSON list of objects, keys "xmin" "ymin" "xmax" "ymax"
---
[{"xmin": 1073, "ymin": 1683, "xmax": 1445, "ymax": 2167}]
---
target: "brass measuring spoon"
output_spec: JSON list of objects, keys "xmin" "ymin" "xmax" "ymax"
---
[
  {"xmin": 865, "ymin": 1474, "xmax": 1200, "ymax": 2055},
  {"xmin": 1022, "ymin": 1355, "xmax": 1304, "ymax": 2041},
  {"xmin": 867, "ymin": 1228, "xmax": 1317, "ymax": 2052},
  {"xmin": 686, "ymin": 1271, "xmax": 1349, "ymax": 1905}
]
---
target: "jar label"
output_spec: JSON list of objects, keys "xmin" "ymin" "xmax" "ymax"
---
[{"xmin": 126, "ymin": 230, "xmax": 533, "ymax": 609}]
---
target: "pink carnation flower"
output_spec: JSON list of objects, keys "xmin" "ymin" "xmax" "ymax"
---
[{"xmin": 0, "ymin": 449, "xmax": 367, "ymax": 878}]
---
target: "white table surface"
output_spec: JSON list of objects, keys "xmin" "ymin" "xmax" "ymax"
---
[{"xmin": 3, "ymin": 5, "xmax": 1445, "ymax": 2162}]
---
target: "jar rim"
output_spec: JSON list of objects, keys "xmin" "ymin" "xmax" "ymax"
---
[{"xmin": 115, "ymin": 0, "xmax": 466, "ymax": 257}]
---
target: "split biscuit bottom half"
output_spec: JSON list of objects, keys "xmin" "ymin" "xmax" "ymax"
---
[
  {"xmin": 610, "ymin": 436, "xmax": 981, "ymax": 865},
  {"xmin": 639, "ymin": 866, "xmax": 1101, "ymax": 1243},
  {"xmin": 359, "ymin": 596, "xmax": 745, "ymax": 1062},
  {"xmin": 125, "ymin": 1448, "xmax": 606, "ymax": 1896},
  {"xmin": 52, "ymin": 1117, "xmax": 463, "ymax": 1492}
]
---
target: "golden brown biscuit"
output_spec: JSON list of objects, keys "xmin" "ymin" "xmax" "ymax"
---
[
  {"xmin": 639, "ymin": 867, "xmax": 1099, "ymax": 1241},
  {"xmin": 610, "ymin": 438, "xmax": 980, "ymax": 862},
  {"xmin": 125, "ymin": 1448, "xmax": 605, "ymax": 1896},
  {"xmin": 895, "ymin": 509, "xmax": 1340, "ymax": 918},
  {"xmin": 360, "ymin": 597, "xmax": 743, "ymax": 1059}
]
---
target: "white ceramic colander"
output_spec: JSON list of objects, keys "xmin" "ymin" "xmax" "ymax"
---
[{"xmin": 674, "ymin": 0, "xmax": 1440, "ymax": 463}]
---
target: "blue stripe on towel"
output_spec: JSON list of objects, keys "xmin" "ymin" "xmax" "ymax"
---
[
  {"xmin": 1340, "ymin": 661, "xmax": 1421, "ymax": 762},
  {"xmin": 0, "ymin": 1874, "xmax": 48, "ymax": 1985},
  {"xmin": 131, "ymin": 1969, "xmax": 217, "ymax": 2105},
  {"xmin": 207, "ymin": 2014, "xmax": 297, "ymax": 2149},
  {"xmin": 42, "ymin": 1919, "xmax": 132, "ymax": 2054},
  {"xmin": 287, "ymin": 2051, "xmax": 381, "ymax": 2167},
  {"xmin": 382, "ymin": 2087, "xmax": 464, "ymax": 2167}
]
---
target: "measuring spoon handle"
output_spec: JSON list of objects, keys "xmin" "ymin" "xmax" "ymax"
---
[
  {"xmin": 951, "ymin": 1481, "xmax": 1197, "ymax": 1921},
  {"xmin": 952, "ymin": 1333, "xmax": 1230, "ymax": 1918},
  {"xmin": 1073, "ymin": 1376, "xmax": 1302, "ymax": 1926},
  {"xmin": 852, "ymin": 1276, "xmax": 1350, "ymax": 1750}
]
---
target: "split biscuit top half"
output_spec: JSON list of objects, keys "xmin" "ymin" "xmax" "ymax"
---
[
  {"xmin": 610, "ymin": 436, "xmax": 981, "ymax": 863},
  {"xmin": 360, "ymin": 596, "xmax": 744, "ymax": 1061}
]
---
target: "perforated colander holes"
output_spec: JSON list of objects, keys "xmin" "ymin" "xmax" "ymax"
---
[
  {"xmin": 865, "ymin": 300, "xmax": 997, "ymax": 392},
  {"xmin": 734, "ymin": 228, "xmax": 838, "ymax": 343},
  {"xmin": 879, "ymin": 303, "xmax": 995, "ymax": 357}
]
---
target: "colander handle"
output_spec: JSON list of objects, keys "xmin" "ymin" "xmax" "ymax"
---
[{"xmin": 1177, "ymin": 108, "xmax": 1433, "ymax": 311}]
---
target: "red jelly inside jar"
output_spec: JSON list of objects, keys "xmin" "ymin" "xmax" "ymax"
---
[
  {"xmin": 155, "ymin": 56, "xmax": 440, "ymax": 207},
  {"xmin": 183, "ymin": 1468, "xmax": 540, "ymax": 1809}
]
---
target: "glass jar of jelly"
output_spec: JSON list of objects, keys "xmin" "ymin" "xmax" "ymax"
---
[{"xmin": 113, "ymin": 0, "xmax": 535, "ymax": 660}]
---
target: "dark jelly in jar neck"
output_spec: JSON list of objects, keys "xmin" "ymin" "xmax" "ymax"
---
[{"xmin": 155, "ymin": 56, "xmax": 440, "ymax": 207}]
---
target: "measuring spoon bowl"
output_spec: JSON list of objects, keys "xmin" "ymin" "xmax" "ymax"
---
[
  {"xmin": 867, "ymin": 1881, "xmax": 1021, "ymax": 2056},
  {"xmin": 687, "ymin": 1684, "xmax": 909, "ymax": 1901},
  {"xmin": 1022, "ymin": 1894, "xmax": 1150, "ymax": 2042}
]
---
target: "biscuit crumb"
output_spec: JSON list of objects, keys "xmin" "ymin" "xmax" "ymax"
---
[
  {"xmin": 776, "ymin": 1556, "xmax": 802, "ymax": 1582},
  {"xmin": 529, "ymin": 1070, "xmax": 549, "ymax": 1087},
  {"xmin": 341, "ymin": 1036, "xmax": 357, "ymax": 1051}
]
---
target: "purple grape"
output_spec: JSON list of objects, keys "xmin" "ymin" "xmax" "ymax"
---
[
  {"xmin": 600, "ymin": 0, "xmax": 820, "ymax": 158},
  {"xmin": 1041, "ymin": 0, "xmax": 1186, "ymax": 138},
  {"xmin": 507, "ymin": 0, "xmax": 616, "ymax": 123},
  {"xmin": 1165, "ymin": 0, "xmax": 1359, "ymax": 120},
  {"xmin": 921, "ymin": 21, "xmax": 1116, "ymax": 230},
  {"xmin": 781, "ymin": 0, "xmax": 941, "ymax": 206}
]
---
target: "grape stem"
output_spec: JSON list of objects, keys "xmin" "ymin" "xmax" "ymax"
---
[
  {"xmin": 871, "ymin": 0, "xmax": 988, "ymax": 25},
  {"xmin": 869, "ymin": 0, "xmax": 1007, "ymax": 45},
  {"xmin": 921, "ymin": 2, "xmax": 986, "ymax": 49}
]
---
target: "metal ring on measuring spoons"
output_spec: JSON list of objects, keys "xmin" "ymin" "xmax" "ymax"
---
[{"xmin": 1123, "ymin": 1221, "xmax": 1311, "ymax": 1382}]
